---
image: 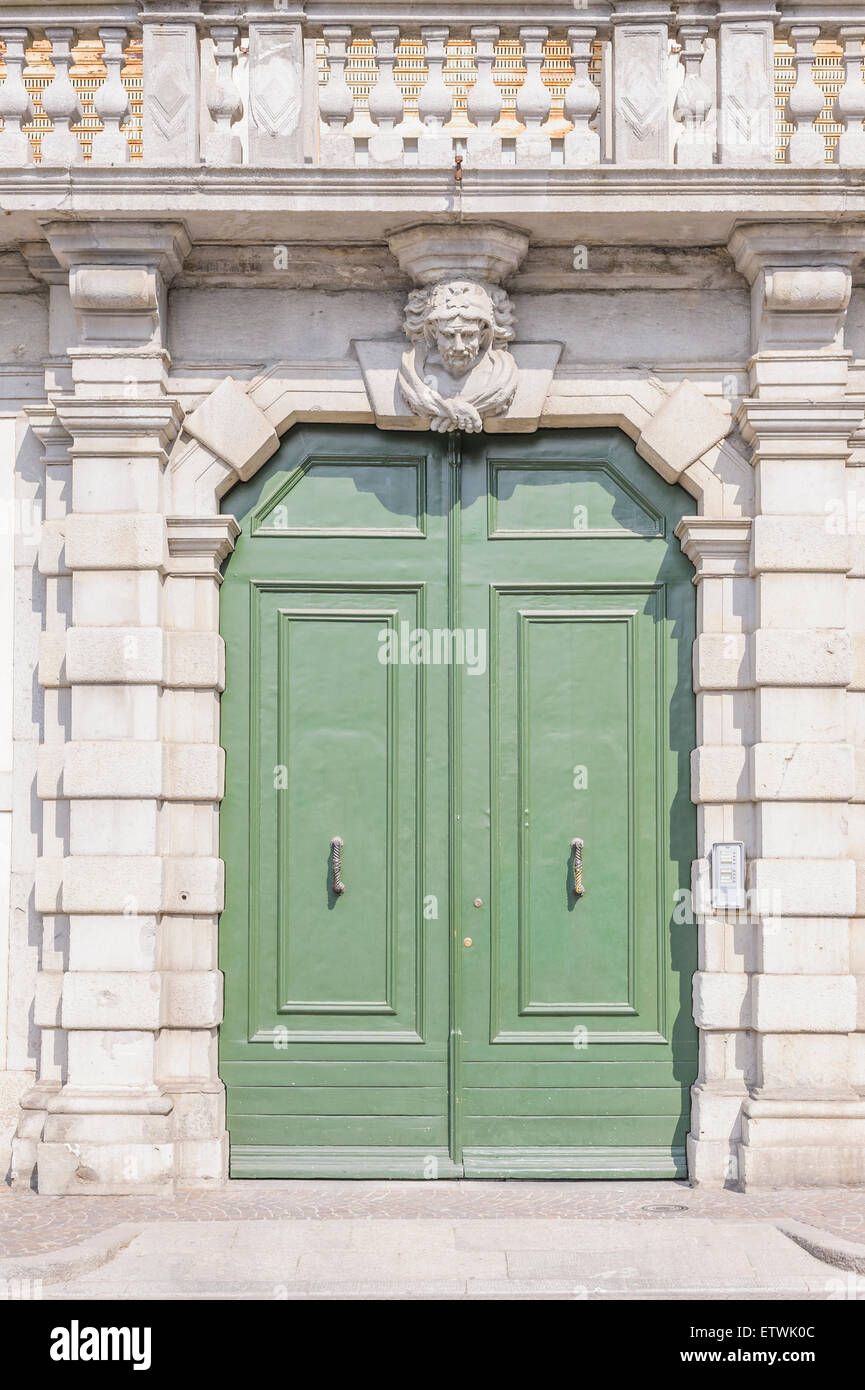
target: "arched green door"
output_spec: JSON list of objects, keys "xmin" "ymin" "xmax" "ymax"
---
[{"xmin": 219, "ymin": 425, "xmax": 697, "ymax": 1178}]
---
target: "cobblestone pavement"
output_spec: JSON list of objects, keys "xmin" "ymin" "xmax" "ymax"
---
[{"xmin": 1, "ymin": 1179, "xmax": 864, "ymax": 1260}]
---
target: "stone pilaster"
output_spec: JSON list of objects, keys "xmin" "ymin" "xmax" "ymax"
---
[
  {"xmin": 676, "ymin": 517, "xmax": 754, "ymax": 1185},
  {"xmin": 22, "ymin": 220, "xmax": 233, "ymax": 1194},
  {"xmin": 727, "ymin": 225, "xmax": 865, "ymax": 1187}
]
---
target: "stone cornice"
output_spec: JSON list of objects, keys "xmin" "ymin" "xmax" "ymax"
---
[
  {"xmin": 165, "ymin": 515, "xmax": 240, "ymax": 581},
  {"xmin": 675, "ymin": 516, "xmax": 752, "ymax": 579},
  {"xmin": 1, "ymin": 173, "xmax": 865, "ymax": 254},
  {"xmin": 41, "ymin": 219, "xmax": 191, "ymax": 284},
  {"xmin": 737, "ymin": 397, "xmax": 865, "ymax": 446},
  {"xmin": 24, "ymin": 403, "xmax": 72, "ymax": 465},
  {"xmin": 54, "ymin": 397, "xmax": 184, "ymax": 450},
  {"xmin": 729, "ymin": 223, "xmax": 865, "ymax": 284}
]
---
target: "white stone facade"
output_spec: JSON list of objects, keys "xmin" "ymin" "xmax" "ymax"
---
[{"xmin": 1, "ymin": 4, "xmax": 865, "ymax": 1192}]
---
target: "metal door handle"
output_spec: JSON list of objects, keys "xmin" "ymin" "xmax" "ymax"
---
[
  {"xmin": 331, "ymin": 837, "xmax": 345, "ymax": 895},
  {"xmin": 571, "ymin": 838, "xmax": 584, "ymax": 897}
]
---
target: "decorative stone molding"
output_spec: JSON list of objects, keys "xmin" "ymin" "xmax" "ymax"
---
[{"xmin": 247, "ymin": 22, "xmax": 305, "ymax": 167}]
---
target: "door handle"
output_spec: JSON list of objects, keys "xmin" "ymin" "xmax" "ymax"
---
[
  {"xmin": 330, "ymin": 837, "xmax": 345, "ymax": 896},
  {"xmin": 571, "ymin": 838, "xmax": 584, "ymax": 897}
]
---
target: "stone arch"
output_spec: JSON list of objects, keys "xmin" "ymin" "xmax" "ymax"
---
[{"xmin": 168, "ymin": 369, "xmax": 753, "ymax": 521}]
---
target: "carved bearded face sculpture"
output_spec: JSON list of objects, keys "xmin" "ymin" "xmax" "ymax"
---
[
  {"xmin": 424, "ymin": 282, "xmax": 494, "ymax": 377},
  {"xmin": 398, "ymin": 277, "xmax": 518, "ymax": 433}
]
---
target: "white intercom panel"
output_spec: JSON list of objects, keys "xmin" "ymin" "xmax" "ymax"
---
[{"xmin": 710, "ymin": 842, "xmax": 745, "ymax": 911}]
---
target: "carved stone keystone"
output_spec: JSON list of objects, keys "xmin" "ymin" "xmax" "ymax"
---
[{"xmin": 355, "ymin": 223, "xmax": 550, "ymax": 434}]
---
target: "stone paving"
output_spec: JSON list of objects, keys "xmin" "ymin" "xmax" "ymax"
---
[
  {"xmin": 2, "ymin": 1178, "xmax": 864, "ymax": 1260},
  {"xmin": 19, "ymin": 1217, "xmax": 854, "ymax": 1301}
]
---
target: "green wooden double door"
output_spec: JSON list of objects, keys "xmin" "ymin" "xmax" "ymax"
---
[{"xmin": 219, "ymin": 425, "xmax": 697, "ymax": 1179}]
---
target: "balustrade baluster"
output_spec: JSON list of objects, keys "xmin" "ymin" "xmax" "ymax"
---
[
  {"xmin": 835, "ymin": 27, "xmax": 865, "ymax": 167},
  {"xmin": 93, "ymin": 26, "xmax": 130, "ymax": 165},
  {"xmin": 204, "ymin": 25, "xmax": 243, "ymax": 165},
  {"xmin": 564, "ymin": 26, "xmax": 600, "ymax": 167},
  {"xmin": 674, "ymin": 18, "xmax": 714, "ymax": 166},
  {"xmin": 368, "ymin": 27, "xmax": 404, "ymax": 168},
  {"xmin": 516, "ymin": 27, "xmax": 551, "ymax": 167},
  {"xmin": 784, "ymin": 24, "xmax": 826, "ymax": 166},
  {"xmin": 418, "ymin": 26, "xmax": 452, "ymax": 168},
  {"xmin": 42, "ymin": 28, "xmax": 84, "ymax": 164},
  {"xmin": 0, "ymin": 27, "xmax": 34, "ymax": 165},
  {"xmin": 320, "ymin": 26, "xmax": 355, "ymax": 166},
  {"xmin": 466, "ymin": 26, "xmax": 502, "ymax": 167}
]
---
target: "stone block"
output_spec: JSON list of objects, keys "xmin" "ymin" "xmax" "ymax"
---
[
  {"xmin": 38, "ymin": 632, "xmax": 67, "ymax": 688},
  {"xmin": 34, "ymin": 856, "xmax": 63, "ymax": 914},
  {"xmin": 65, "ymin": 513, "xmax": 166, "ymax": 571},
  {"xmin": 64, "ymin": 741, "xmax": 163, "ymax": 798},
  {"xmin": 694, "ymin": 633, "xmax": 751, "ymax": 690},
  {"xmin": 62, "ymin": 856, "xmax": 163, "ymax": 914},
  {"xmin": 38, "ymin": 519, "xmax": 68, "ymax": 577},
  {"xmin": 758, "ymin": 1033, "xmax": 851, "ymax": 1089},
  {"xmin": 68, "ymin": 914, "xmax": 159, "ymax": 972},
  {"xmin": 34, "ymin": 970, "xmax": 62, "ymax": 1029},
  {"xmin": 750, "ymin": 742, "xmax": 854, "ymax": 800},
  {"xmin": 164, "ymin": 743, "xmax": 223, "ymax": 800},
  {"xmin": 162, "ymin": 857, "xmax": 224, "ymax": 915},
  {"xmin": 757, "ymin": 572, "xmax": 845, "ymax": 630},
  {"xmin": 691, "ymin": 745, "xmax": 749, "ymax": 801},
  {"xmin": 637, "ymin": 380, "xmax": 731, "ymax": 481},
  {"xmin": 64, "ymin": 1028, "xmax": 156, "ymax": 1089},
  {"xmin": 66, "ymin": 628, "xmax": 164, "ymax": 684},
  {"xmin": 160, "ymin": 971, "xmax": 222, "ymax": 1028},
  {"xmin": 758, "ymin": 918, "xmax": 850, "ymax": 974},
  {"xmin": 689, "ymin": 1085, "xmax": 745, "ymax": 1139},
  {"xmin": 69, "ymin": 799, "xmax": 159, "ymax": 857},
  {"xmin": 751, "ymin": 516, "xmax": 849, "ymax": 573},
  {"xmin": 182, "ymin": 377, "xmax": 279, "ymax": 479},
  {"xmin": 757, "ymin": 802, "xmax": 848, "ymax": 859},
  {"xmin": 61, "ymin": 971, "xmax": 161, "ymax": 1030},
  {"xmin": 749, "ymin": 857, "xmax": 856, "ymax": 916},
  {"xmin": 164, "ymin": 633, "xmax": 224, "ymax": 690},
  {"xmin": 754, "ymin": 629, "xmax": 851, "ymax": 686},
  {"xmin": 693, "ymin": 972, "xmax": 751, "ymax": 1030},
  {"xmin": 756, "ymin": 688, "xmax": 846, "ymax": 744},
  {"xmin": 36, "ymin": 1140, "xmax": 175, "ymax": 1195},
  {"xmin": 73, "ymin": 571, "xmax": 162, "ymax": 628}
]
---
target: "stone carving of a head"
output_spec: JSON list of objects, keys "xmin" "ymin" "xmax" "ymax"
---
[
  {"xmin": 398, "ymin": 277, "xmax": 518, "ymax": 432},
  {"xmin": 405, "ymin": 280, "xmax": 515, "ymax": 378}
]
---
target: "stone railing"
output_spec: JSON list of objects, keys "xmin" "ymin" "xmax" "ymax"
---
[{"xmin": 0, "ymin": 4, "xmax": 863, "ymax": 169}]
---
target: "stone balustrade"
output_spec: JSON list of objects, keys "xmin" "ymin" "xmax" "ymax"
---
[{"xmin": 0, "ymin": 5, "xmax": 863, "ymax": 169}]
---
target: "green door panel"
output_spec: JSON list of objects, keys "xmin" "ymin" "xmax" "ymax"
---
[
  {"xmin": 257, "ymin": 585, "xmax": 426, "ymax": 1039},
  {"xmin": 220, "ymin": 427, "xmax": 456, "ymax": 1178},
  {"xmin": 219, "ymin": 424, "xmax": 696, "ymax": 1179},
  {"xmin": 455, "ymin": 431, "xmax": 696, "ymax": 1178}
]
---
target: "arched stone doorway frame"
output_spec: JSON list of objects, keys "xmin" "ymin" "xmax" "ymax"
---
[{"xmin": 161, "ymin": 365, "xmax": 753, "ymax": 1187}]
